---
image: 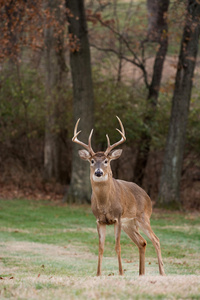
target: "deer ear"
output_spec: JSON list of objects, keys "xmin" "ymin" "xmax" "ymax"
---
[
  {"xmin": 109, "ymin": 149, "xmax": 122, "ymax": 160},
  {"xmin": 78, "ymin": 150, "xmax": 91, "ymax": 161}
]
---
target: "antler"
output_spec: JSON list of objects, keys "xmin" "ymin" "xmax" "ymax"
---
[
  {"xmin": 72, "ymin": 118, "xmax": 95, "ymax": 156},
  {"xmin": 104, "ymin": 116, "xmax": 126, "ymax": 156}
]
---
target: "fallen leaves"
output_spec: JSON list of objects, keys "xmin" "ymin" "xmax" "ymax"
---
[
  {"xmin": 124, "ymin": 259, "xmax": 133, "ymax": 263},
  {"xmin": 0, "ymin": 276, "xmax": 14, "ymax": 280}
]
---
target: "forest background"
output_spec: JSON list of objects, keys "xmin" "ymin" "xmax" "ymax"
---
[{"xmin": 0, "ymin": 0, "xmax": 200, "ymax": 210}]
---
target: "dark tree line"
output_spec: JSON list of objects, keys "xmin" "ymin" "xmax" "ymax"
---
[
  {"xmin": 158, "ymin": 0, "xmax": 200, "ymax": 207},
  {"xmin": 0, "ymin": 0, "xmax": 200, "ymax": 209},
  {"xmin": 67, "ymin": 0, "xmax": 200, "ymax": 208}
]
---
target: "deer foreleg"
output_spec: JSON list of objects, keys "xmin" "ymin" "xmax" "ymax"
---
[
  {"xmin": 114, "ymin": 220, "xmax": 124, "ymax": 275},
  {"xmin": 96, "ymin": 222, "xmax": 106, "ymax": 276}
]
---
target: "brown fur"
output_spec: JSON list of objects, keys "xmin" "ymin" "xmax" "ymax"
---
[
  {"xmin": 87, "ymin": 152, "xmax": 165, "ymax": 276},
  {"xmin": 73, "ymin": 117, "xmax": 165, "ymax": 276}
]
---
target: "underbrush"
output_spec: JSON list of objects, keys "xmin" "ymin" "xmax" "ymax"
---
[{"xmin": 0, "ymin": 59, "xmax": 200, "ymax": 209}]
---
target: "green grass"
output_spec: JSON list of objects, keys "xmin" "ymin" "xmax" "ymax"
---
[{"xmin": 0, "ymin": 199, "xmax": 200, "ymax": 299}]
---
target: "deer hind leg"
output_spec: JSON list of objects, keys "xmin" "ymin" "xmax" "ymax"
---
[
  {"xmin": 114, "ymin": 220, "xmax": 123, "ymax": 275},
  {"xmin": 139, "ymin": 220, "xmax": 165, "ymax": 276},
  {"xmin": 122, "ymin": 222, "xmax": 147, "ymax": 275},
  {"xmin": 96, "ymin": 222, "xmax": 106, "ymax": 276}
]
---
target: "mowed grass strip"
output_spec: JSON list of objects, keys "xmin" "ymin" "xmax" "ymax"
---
[{"xmin": 0, "ymin": 199, "xmax": 200, "ymax": 299}]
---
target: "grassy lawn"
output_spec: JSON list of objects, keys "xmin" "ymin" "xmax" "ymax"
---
[{"xmin": 0, "ymin": 199, "xmax": 200, "ymax": 299}]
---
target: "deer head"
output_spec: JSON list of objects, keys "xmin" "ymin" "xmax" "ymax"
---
[{"xmin": 72, "ymin": 116, "xmax": 126, "ymax": 182}]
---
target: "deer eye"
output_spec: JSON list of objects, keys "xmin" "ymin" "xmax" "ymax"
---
[
  {"xmin": 91, "ymin": 159, "xmax": 94, "ymax": 165},
  {"xmin": 104, "ymin": 159, "xmax": 108, "ymax": 164}
]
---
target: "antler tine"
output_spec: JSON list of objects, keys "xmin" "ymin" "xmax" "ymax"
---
[
  {"xmin": 72, "ymin": 118, "xmax": 95, "ymax": 156},
  {"xmin": 104, "ymin": 116, "xmax": 126, "ymax": 156},
  {"xmin": 73, "ymin": 118, "xmax": 80, "ymax": 137},
  {"xmin": 88, "ymin": 129, "xmax": 95, "ymax": 156},
  {"xmin": 116, "ymin": 115, "xmax": 125, "ymax": 136},
  {"xmin": 106, "ymin": 134, "xmax": 110, "ymax": 148}
]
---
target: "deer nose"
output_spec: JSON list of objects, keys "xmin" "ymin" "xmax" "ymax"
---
[{"xmin": 95, "ymin": 169, "xmax": 103, "ymax": 177}]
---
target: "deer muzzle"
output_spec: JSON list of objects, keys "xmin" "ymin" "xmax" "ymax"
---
[{"xmin": 94, "ymin": 168, "xmax": 103, "ymax": 177}]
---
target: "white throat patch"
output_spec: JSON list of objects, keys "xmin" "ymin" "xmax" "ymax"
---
[{"xmin": 92, "ymin": 174, "xmax": 108, "ymax": 182}]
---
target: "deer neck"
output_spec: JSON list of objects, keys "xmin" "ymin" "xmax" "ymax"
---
[{"xmin": 91, "ymin": 173, "xmax": 114, "ymax": 205}]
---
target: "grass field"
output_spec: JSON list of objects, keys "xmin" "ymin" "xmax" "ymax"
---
[{"xmin": 0, "ymin": 199, "xmax": 200, "ymax": 299}]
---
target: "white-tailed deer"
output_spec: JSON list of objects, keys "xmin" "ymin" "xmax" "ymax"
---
[{"xmin": 72, "ymin": 116, "xmax": 165, "ymax": 276}]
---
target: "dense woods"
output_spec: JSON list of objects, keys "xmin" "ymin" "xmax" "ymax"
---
[{"xmin": 0, "ymin": 0, "xmax": 200, "ymax": 209}]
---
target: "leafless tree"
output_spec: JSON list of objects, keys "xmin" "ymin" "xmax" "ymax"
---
[{"xmin": 158, "ymin": 0, "xmax": 200, "ymax": 208}]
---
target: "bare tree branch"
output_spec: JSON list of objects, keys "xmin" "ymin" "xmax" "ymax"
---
[{"xmin": 90, "ymin": 42, "xmax": 149, "ymax": 88}]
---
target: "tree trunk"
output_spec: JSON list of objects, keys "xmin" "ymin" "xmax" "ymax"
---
[
  {"xmin": 44, "ymin": 0, "xmax": 67, "ymax": 181},
  {"xmin": 134, "ymin": 0, "xmax": 169, "ymax": 186},
  {"xmin": 64, "ymin": 0, "xmax": 94, "ymax": 203},
  {"xmin": 158, "ymin": 0, "xmax": 200, "ymax": 208}
]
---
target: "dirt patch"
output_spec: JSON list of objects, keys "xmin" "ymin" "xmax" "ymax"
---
[
  {"xmin": 0, "ymin": 227, "xmax": 31, "ymax": 234},
  {"xmin": 153, "ymin": 224, "xmax": 200, "ymax": 232},
  {"xmin": 0, "ymin": 226, "xmax": 97, "ymax": 235},
  {"xmin": 1, "ymin": 241, "xmax": 96, "ymax": 260},
  {"xmin": 104, "ymin": 54, "xmax": 200, "ymax": 86}
]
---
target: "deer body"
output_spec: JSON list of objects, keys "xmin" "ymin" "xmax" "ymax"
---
[
  {"xmin": 72, "ymin": 117, "xmax": 165, "ymax": 276},
  {"xmin": 91, "ymin": 177, "xmax": 151, "ymax": 225}
]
